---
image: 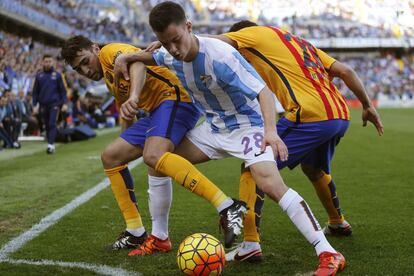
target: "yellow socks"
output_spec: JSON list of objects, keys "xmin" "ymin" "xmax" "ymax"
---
[
  {"xmin": 239, "ymin": 170, "xmax": 264, "ymax": 242},
  {"xmin": 104, "ymin": 165, "xmax": 144, "ymax": 230},
  {"xmin": 155, "ymin": 152, "xmax": 229, "ymax": 211},
  {"xmin": 312, "ymin": 173, "xmax": 344, "ymax": 224}
]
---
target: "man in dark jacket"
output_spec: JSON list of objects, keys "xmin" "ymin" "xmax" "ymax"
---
[
  {"xmin": 32, "ymin": 54, "xmax": 67, "ymax": 154},
  {"xmin": 4, "ymin": 91, "xmax": 23, "ymax": 148},
  {"xmin": 0, "ymin": 93, "xmax": 13, "ymax": 149}
]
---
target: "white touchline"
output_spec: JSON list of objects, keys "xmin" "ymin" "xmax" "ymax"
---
[
  {"xmin": 3, "ymin": 257, "xmax": 137, "ymax": 276},
  {"xmin": 0, "ymin": 158, "xmax": 143, "ymax": 276}
]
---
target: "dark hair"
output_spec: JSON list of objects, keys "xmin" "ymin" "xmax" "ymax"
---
[
  {"xmin": 43, "ymin": 54, "xmax": 53, "ymax": 59},
  {"xmin": 149, "ymin": 1, "xmax": 186, "ymax": 32},
  {"xmin": 229, "ymin": 20, "xmax": 258, "ymax": 32},
  {"xmin": 61, "ymin": 35, "xmax": 94, "ymax": 64}
]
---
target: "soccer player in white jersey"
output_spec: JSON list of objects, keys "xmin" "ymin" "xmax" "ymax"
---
[{"xmin": 114, "ymin": 2, "xmax": 346, "ymax": 275}]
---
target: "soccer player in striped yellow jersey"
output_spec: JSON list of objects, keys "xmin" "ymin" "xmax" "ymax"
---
[
  {"xmin": 210, "ymin": 21, "xmax": 383, "ymax": 271},
  {"xmin": 62, "ymin": 36, "xmax": 240, "ymax": 256}
]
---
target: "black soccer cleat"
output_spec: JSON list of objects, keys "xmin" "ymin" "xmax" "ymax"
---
[
  {"xmin": 323, "ymin": 220, "xmax": 353, "ymax": 236},
  {"xmin": 107, "ymin": 231, "xmax": 147, "ymax": 251},
  {"xmin": 219, "ymin": 199, "xmax": 248, "ymax": 248}
]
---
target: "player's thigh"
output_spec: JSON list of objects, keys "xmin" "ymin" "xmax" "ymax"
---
[
  {"xmin": 249, "ymin": 161, "xmax": 288, "ymax": 202},
  {"xmin": 101, "ymin": 137, "xmax": 143, "ymax": 169},
  {"xmin": 143, "ymin": 100, "xmax": 200, "ymax": 166},
  {"xmin": 174, "ymin": 137, "xmax": 211, "ymax": 164},
  {"xmin": 277, "ymin": 118, "xmax": 341, "ymax": 170},
  {"xmin": 146, "ymin": 100, "xmax": 200, "ymax": 146},
  {"xmin": 223, "ymin": 126, "xmax": 274, "ymax": 168},
  {"xmin": 300, "ymin": 120, "xmax": 349, "ymax": 176}
]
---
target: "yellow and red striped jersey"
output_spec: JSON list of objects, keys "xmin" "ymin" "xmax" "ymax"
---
[
  {"xmin": 98, "ymin": 43, "xmax": 192, "ymax": 112},
  {"xmin": 224, "ymin": 26, "xmax": 350, "ymax": 123}
]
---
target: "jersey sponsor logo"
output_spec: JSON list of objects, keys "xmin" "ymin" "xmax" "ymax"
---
[
  {"xmin": 105, "ymin": 71, "xmax": 114, "ymax": 84},
  {"xmin": 112, "ymin": 51, "xmax": 123, "ymax": 66},
  {"xmin": 118, "ymin": 82, "xmax": 129, "ymax": 97}
]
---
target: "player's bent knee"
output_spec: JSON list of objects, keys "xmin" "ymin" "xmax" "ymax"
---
[
  {"xmin": 143, "ymin": 150, "xmax": 166, "ymax": 169},
  {"xmin": 101, "ymin": 145, "xmax": 122, "ymax": 169},
  {"xmin": 301, "ymin": 164, "xmax": 324, "ymax": 181}
]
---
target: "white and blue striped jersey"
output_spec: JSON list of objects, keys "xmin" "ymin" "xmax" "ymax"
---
[{"xmin": 152, "ymin": 36, "xmax": 266, "ymax": 133}]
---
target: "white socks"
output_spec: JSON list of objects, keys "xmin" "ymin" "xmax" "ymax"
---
[
  {"xmin": 279, "ymin": 188, "xmax": 336, "ymax": 256},
  {"xmin": 217, "ymin": 198, "xmax": 234, "ymax": 213},
  {"xmin": 148, "ymin": 175, "xmax": 172, "ymax": 240}
]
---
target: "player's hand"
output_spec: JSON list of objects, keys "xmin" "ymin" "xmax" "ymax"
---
[
  {"xmin": 261, "ymin": 130, "xmax": 288, "ymax": 162},
  {"xmin": 362, "ymin": 105, "xmax": 384, "ymax": 136},
  {"xmin": 145, "ymin": 41, "xmax": 162, "ymax": 52},
  {"xmin": 120, "ymin": 96, "xmax": 139, "ymax": 121},
  {"xmin": 114, "ymin": 53, "xmax": 130, "ymax": 85}
]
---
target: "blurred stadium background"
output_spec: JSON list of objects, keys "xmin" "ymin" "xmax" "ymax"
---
[
  {"xmin": 0, "ymin": 0, "xmax": 413, "ymax": 140},
  {"xmin": 0, "ymin": 1, "xmax": 413, "ymax": 275}
]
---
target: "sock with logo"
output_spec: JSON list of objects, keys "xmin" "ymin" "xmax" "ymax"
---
[
  {"xmin": 279, "ymin": 188, "xmax": 336, "ymax": 255},
  {"xmin": 155, "ymin": 152, "xmax": 232, "ymax": 212}
]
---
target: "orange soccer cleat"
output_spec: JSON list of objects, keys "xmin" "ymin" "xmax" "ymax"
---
[
  {"xmin": 128, "ymin": 235, "xmax": 172, "ymax": 256},
  {"xmin": 314, "ymin": 251, "xmax": 346, "ymax": 276}
]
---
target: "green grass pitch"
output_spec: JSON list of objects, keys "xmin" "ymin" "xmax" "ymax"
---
[{"xmin": 0, "ymin": 108, "xmax": 413, "ymax": 275}]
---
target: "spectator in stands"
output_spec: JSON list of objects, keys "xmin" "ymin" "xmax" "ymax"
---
[
  {"xmin": 0, "ymin": 93, "xmax": 13, "ymax": 149},
  {"xmin": 2, "ymin": 90, "xmax": 22, "ymax": 148},
  {"xmin": 17, "ymin": 90, "xmax": 39, "ymax": 135},
  {"xmin": 32, "ymin": 54, "xmax": 68, "ymax": 154}
]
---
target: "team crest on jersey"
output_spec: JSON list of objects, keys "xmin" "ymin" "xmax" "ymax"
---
[
  {"xmin": 105, "ymin": 71, "xmax": 114, "ymax": 83},
  {"xmin": 51, "ymin": 72, "xmax": 57, "ymax": 80},
  {"xmin": 200, "ymin": 75, "xmax": 212, "ymax": 87}
]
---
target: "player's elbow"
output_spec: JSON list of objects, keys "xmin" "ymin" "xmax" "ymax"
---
[{"xmin": 337, "ymin": 64, "xmax": 355, "ymax": 80}]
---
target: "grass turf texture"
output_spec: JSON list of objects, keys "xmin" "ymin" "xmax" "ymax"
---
[{"xmin": 0, "ymin": 109, "xmax": 413, "ymax": 275}]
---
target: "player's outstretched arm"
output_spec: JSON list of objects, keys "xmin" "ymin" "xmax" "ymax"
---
[
  {"xmin": 258, "ymin": 87, "xmax": 288, "ymax": 161},
  {"xmin": 328, "ymin": 61, "xmax": 384, "ymax": 136},
  {"xmin": 114, "ymin": 51, "xmax": 156, "ymax": 82},
  {"xmin": 119, "ymin": 62, "xmax": 147, "ymax": 122}
]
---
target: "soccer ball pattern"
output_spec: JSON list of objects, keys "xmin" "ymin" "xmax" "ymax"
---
[{"xmin": 177, "ymin": 233, "xmax": 225, "ymax": 276}]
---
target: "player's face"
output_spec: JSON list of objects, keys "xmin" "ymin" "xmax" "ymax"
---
[
  {"xmin": 71, "ymin": 44, "xmax": 103, "ymax": 81},
  {"xmin": 42, "ymin": 57, "xmax": 53, "ymax": 71},
  {"xmin": 156, "ymin": 21, "xmax": 193, "ymax": 61}
]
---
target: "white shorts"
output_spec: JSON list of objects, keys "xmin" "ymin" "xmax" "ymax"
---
[{"xmin": 186, "ymin": 122, "xmax": 275, "ymax": 167}]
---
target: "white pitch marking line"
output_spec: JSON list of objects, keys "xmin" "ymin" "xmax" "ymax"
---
[
  {"xmin": 0, "ymin": 158, "xmax": 143, "ymax": 276},
  {"xmin": 2, "ymin": 257, "xmax": 138, "ymax": 276}
]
